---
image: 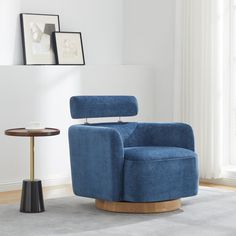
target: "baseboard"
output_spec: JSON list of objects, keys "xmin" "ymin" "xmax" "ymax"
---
[
  {"xmin": 200, "ymin": 166, "xmax": 236, "ymax": 187},
  {"xmin": 201, "ymin": 178, "xmax": 236, "ymax": 187},
  {"xmin": 0, "ymin": 176, "xmax": 71, "ymax": 192}
]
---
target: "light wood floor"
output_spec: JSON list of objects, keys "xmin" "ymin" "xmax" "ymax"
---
[
  {"xmin": 0, "ymin": 183, "xmax": 235, "ymax": 205},
  {"xmin": 200, "ymin": 182, "xmax": 236, "ymax": 191}
]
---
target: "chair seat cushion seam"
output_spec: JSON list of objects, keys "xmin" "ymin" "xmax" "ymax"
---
[{"xmin": 124, "ymin": 156, "xmax": 196, "ymax": 162}]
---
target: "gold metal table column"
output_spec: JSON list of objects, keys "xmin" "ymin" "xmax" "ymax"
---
[{"xmin": 30, "ymin": 137, "xmax": 35, "ymax": 181}]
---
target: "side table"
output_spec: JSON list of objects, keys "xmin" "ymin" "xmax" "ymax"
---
[{"xmin": 5, "ymin": 128, "xmax": 60, "ymax": 213}]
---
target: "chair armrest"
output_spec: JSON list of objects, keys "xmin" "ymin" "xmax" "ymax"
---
[
  {"xmin": 126, "ymin": 123, "xmax": 195, "ymax": 151},
  {"xmin": 68, "ymin": 125, "xmax": 124, "ymax": 201}
]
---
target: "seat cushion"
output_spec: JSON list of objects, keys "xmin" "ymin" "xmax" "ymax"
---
[
  {"xmin": 123, "ymin": 146, "xmax": 198, "ymax": 202},
  {"xmin": 125, "ymin": 146, "xmax": 196, "ymax": 161}
]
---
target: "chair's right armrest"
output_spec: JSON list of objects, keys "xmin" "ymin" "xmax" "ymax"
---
[
  {"xmin": 68, "ymin": 125, "xmax": 124, "ymax": 201},
  {"xmin": 126, "ymin": 122, "xmax": 195, "ymax": 151}
]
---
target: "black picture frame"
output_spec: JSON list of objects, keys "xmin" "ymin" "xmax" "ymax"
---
[
  {"xmin": 20, "ymin": 13, "xmax": 60, "ymax": 65},
  {"xmin": 53, "ymin": 31, "xmax": 85, "ymax": 65}
]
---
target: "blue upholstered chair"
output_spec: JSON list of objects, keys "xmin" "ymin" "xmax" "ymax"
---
[{"xmin": 68, "ymin": 96, "xmax": 198, "ymax": 213}]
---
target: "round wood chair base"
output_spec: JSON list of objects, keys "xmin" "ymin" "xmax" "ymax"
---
[{"xmin": 95, "ymin": 199, "xmax": 181, "ymax": 214}]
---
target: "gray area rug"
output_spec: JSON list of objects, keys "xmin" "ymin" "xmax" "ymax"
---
[{"xmin": 0, "ymin": 187, "xmax": 236, "ymax": 236}]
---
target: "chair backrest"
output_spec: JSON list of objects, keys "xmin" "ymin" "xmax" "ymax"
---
[{"xmin": 70, "ymin": 96, "xmax": 138, "ymax": 119}]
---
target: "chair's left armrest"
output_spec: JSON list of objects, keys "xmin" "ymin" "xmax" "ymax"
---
[{"xmin": 68, "ymin": 124, "xmax": 124, "ymax": 201}]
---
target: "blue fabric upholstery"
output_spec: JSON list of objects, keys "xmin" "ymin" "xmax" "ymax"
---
[
  {"xmin": 90, "ymin": 122, "xmax": 138, "ymax": 144},
  {"xmin": 92, "ymin": 122, "xmax": 194, "ymax": 150},
  {"xmin": 68, "ymin": 125, "xmax": 124, "ymax": 201},
  {"xmin": 124, "ymin": 147, "xmax": 198, "ymax": 202},
  {"xmin": 124, "ymin": 123, "xmax": 195, "ymax": 151},
  {"xmin": 70, "ymin": 96, "xmax": 138, "ymax": 119},
  {"xmin": 68, "ymin": 96, "xmax": 199, "ymax": 203},
  {"xmin": 124, "ymin": 146, "xmax": 195, "ymax": 161}
]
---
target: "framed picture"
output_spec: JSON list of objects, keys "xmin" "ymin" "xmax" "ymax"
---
[
  {"xmin": 53, "ymin": 32, "xmax": 85, "ymax": 65},
  {"xmin": 20, "ymin": 13, "xmax": 60, "ymax": 65}
]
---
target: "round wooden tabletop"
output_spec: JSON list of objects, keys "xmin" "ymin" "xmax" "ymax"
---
[{"xmin": 5, "ymin": 128, "xmax": 60, "ymax": 137}]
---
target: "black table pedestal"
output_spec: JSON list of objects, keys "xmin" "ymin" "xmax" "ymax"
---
[{"xmin": 20, "ymin": 179, "xmax": 45, "ymax": 213}]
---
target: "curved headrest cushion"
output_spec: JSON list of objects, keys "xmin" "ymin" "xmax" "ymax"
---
[{"xmin": 70, "ymin": 96, "xmax": 138, "ymax": 119}]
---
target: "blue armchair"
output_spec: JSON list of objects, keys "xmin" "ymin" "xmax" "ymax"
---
[{"xmin": 68, "ymin": 96, "xmax": 198, "ymax": 213}]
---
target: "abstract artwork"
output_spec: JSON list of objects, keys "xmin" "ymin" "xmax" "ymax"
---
[
  {"xmin": 20, "ymin": 13, "xmax": 60, "ymax": 65},
  {"xmin": 53, "ymin": 32, "xmax": 85, "ymax": 65}
]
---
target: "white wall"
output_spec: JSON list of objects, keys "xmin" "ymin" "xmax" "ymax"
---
[
  {"xmin": 123, "ymin": 0, "xmax": 176, "ymax": 121},
  {"xmin": 0, "ymin": 65, "xmax": 155, "ymax": 191},
  {"xmin": 0, "ymin": 1, "xmax": 22, "ymax": 65},
  {"xmin": 0, "ymin": 0, "xmax": 124, "ymax": 65},
  {"xmin": 0, "ymin": 0, "xmax": 176, "ymax": 191}
]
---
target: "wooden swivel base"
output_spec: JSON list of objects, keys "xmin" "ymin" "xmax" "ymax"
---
[{"xmin": 95, "ymin": 199, "xmax": 181, "ymax": 214}]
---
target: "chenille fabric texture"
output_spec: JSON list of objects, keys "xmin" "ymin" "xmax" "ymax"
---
[
  {"xmin": 70, "ymin": 96, "xmax": 138, "ymax": 119},
  {"xmin": 68, "ymin": 96, "xmax": 198, "ymax": 202}
]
